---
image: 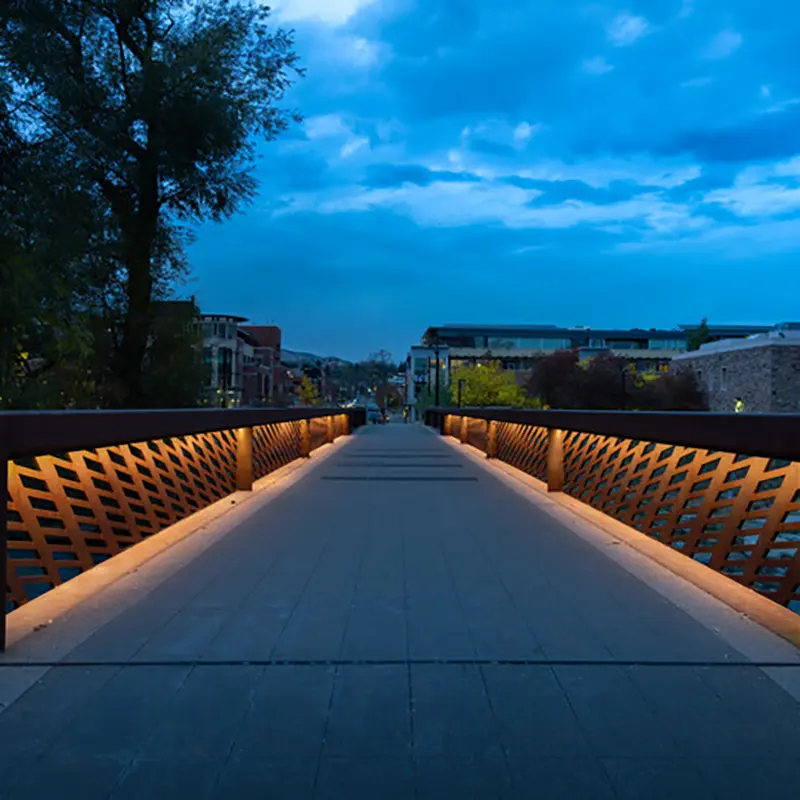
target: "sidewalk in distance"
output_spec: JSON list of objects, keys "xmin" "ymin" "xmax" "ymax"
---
[{"xmin": 1, "ymin": 424, "xmax": 799, "ymax": 799}]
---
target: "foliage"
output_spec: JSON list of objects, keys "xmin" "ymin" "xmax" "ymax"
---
[
  {"xmin": 1, "ymin": 0, "xmax": 301, "ymax": 407},
  {"xmin": 525, "ymin": 350, "xmax": 582, "ymax": 409},
  {"xmin": 328, "ymin": 353, "xmax": 400, "ymax": 401},
  {"xmin": 686, "ymin": 318, "xmax": 712, "ymax": 352},
  {"xmin": 525, "ymin": 351, "xmax": 707, "ymax": 411},
  {"xmin": 298, "ymin": 376, "xmax": 321, "ymax": 406},
  {"xmin": 414, "ymin": 383, "xmax": 453, "ymax": 415},
  {"xmin": 140, "ymin": 301, "xmax": 206, "ymax": 408},
  {"xmin": 450, "ymin": 361, "xmax": 528, "ymax": 408},
  {"xmin": 376, "ymin": 382, "xmax": 403, "ymax": 411}
]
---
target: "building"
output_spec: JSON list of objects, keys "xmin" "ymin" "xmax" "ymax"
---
[
  {"xmin": 200, "ymin": 315, "xmax": 284, "ymax": 407},
  {"xmin": 240, "ymin": 325, "xmax": 282, "ymax": 406},
  {"xmin": 422, "ymin": 323, "xmax": 774, "ymax": 376},
  {"xmin": 405, "ymin": 344, "xmax": 450, "ymax": 419},
  {"xmin": 671, "ymin": 326, "xmax": 800, "ymax": 413}
]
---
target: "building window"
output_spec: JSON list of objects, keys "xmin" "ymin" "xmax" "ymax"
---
[{"xmin": 650, "ymin": 339, "xmax": 686, "ymax": 351}]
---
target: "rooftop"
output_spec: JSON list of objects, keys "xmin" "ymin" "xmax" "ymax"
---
[{"xmin": 674, "ymin": 329, "xmax": 800, "ymax": 359}]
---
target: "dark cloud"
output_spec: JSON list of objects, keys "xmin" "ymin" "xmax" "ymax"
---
[
  {"xmin": 361, "ymin": 163, "xmax": 482, "ymax": 188},
  {"xmin": 469, "ymin": 138, "xmax": 517, "ymax": 158},
  {"xmin": 659, "ymin": 107, "xmax": 800, "ymax": 162},
  {"xmin": 500, "ymin": 177, "xmax": 658, "ymax": 205}
]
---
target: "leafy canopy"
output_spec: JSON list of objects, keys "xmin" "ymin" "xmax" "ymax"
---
[{"xmin": 450, "ymin": 361, "xmax": 528, "ymax": 408}]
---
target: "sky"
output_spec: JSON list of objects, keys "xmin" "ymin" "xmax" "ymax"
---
[{"xmin": 189, "ymin": 0, "xmax": 800, "ymax": 362}]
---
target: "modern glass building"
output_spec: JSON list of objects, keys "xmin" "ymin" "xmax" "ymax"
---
[{"xmin": 421, "ymin": 323, "xmax": 775, "ymax": 374}]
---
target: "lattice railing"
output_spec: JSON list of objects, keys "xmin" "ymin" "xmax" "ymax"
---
[
  {"xmin": 430, "ymin": 409, "xmax": 800, "ymax": 613},
  {"xmin": 1, "ymin": 408, "xmax": 360, "ymax": 646}
]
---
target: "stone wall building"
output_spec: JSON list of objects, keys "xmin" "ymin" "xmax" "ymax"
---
[{"xmin": 671, "ymin": 330, "xmax": 800, "ymax": 413}]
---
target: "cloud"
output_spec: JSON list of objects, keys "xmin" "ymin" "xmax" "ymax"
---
[
  {"xmin": 680, "ymin": 77, "xmax": 716, "ymax": 89},
  {"xmin": 305, "ymin": 114, "xmax": 350, "ymax": 139},
  {"xmin": 763, "ymin": 98, "xmax": 800, "ymax": 115},
  {"xmin": 704, "ymin": 183, "xmax": 800, "ymax": 217},
  {"xmin": 513, "ymin": 121, "xmax": 540, "ymax": 145},
  {"xmin": 606, "ymin": 13, "xmax": 651, "ymax": 47},
  {"xmin": 270, "ymin": 0, "xmax": 378, "ymax": 26},
  {"xmin": 513, "ymin": 244, "xmax": 550, "ymax": 255},
  {"xmin": 582, "ymin": 56, "xmax": 615, "ymax": 75},
  {"xmin": 278, "ymin": 175, "xmax": 703, "ymax": 235},
  {"xmin": 702, "ymin": 30, "xmax": 743, "ymax": 60},
  {"xmin": 361, "ymin": 163, "xmax": 482, "ymax": 188},
  {"xmin": 340, "ymin": 136, "xmax": 370, "ymax": 158},
  {"xmin": 761, "ymin": 85, "xmax": 772, "ymax": 98},
  {"xmin": 617, "ymin": 216, "xmax": 800, "ymax": 257},
  {"xmin": 659, "ymin": 106, "xmax": 800, "ymax": 162},
  {"xmin": 503, "ymin": 177, "xmax": 658, "ymax": 206}
]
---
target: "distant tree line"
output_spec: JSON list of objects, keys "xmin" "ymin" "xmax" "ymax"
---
[
  {"xmin": 431, "ymin": 352, "xmax": 706, "ymax": 411},
  {"xmin": 0, "ymin": 0, "xmax": 300, "ymax": 409}
]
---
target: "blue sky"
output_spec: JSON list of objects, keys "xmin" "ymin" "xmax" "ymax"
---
[{"xmin": 189, "ymin": 0, "xmax": 800, "ymax": 361}]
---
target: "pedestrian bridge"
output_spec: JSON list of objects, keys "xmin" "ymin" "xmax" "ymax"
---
[{"xmin": 1, "ymin": 408, "xmax": 800, "ymax": 798}]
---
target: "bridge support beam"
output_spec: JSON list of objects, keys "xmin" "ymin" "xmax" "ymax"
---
[
  {"xmin": 486, "ymin": 420, "xmax": 498, "ymax": 459},
  {"xmin": 299, "ymin": 419, "xmax": 311, "ymax": 458},
  {"xmin": 236, "ymin": 427, "xmax": 253, "ymax": 491},
  {"xmin": 547, "ymin": 427, "xmax": 565, "ymax": 493},
  {"xmin": 460, "ymin": 416, "xmax": 469, "ymax": 445},
  {"xmin": 326, "ymin": 416, "xmax": 335, "ymax": 444}
]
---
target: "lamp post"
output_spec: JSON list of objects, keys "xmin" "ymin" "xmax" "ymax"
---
[
  {"xmin": 434, "ymin": 344, "xmax": 441, "ymax": 407},
  {"xmin": 458, "ymin": 379, "xmax": 465, "ymax": 408}
]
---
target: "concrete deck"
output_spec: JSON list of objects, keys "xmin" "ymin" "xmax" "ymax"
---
[{"xmin": 2, "ymin": 424, "xmax": 800, "ymax": 798}]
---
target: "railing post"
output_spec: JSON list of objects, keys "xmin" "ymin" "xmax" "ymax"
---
[
  {"xmin": 486, "ymin": 420, "xmax": 498, "ymax": 459},
  {"xmin": 236, "ymin": 426, "xmax": 253, "ymax": 491},
  {"xmin": 1, "ymin": 456, "xmax": 7, "ymax": 651},
  {"xmin": 299, "ymin": 419, "xmax": 311, "ymax": 458},
  {"xmin": 547, "ymin": 428, "xmax": 565, "ymax": 493},
  {"xmin": 460, "ymin": 416, "xmax": 468, "ymax": 445}
]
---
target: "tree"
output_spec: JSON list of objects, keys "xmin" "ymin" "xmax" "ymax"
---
[
  {"xmin": 450, "ymin": 361, "xmax": 528, "ymax": 407},
  {"xmin": 376, "ymin": 382, "xmax": 403, "ymax": 411},
  {"xmin": 298, "ymin": 376, "xmax": 321, "ymax": 406},
  {"xmin": 686, "ymin": 318, "xmax": 712, "ymax": 351},
  {"xmin": 524, "ymin": 351, "xmax": 707, "ymax": 411},
  {"xmin": 140, "ymin": 300, "xmax": 205, "ymax": 407},
  {"xmin": 414, "ymin": 383, "xmax": 453, "ymax": 416},
  {"xmin": 1, "ymin": 0, "xmax": 301, "ymax": 407},
  {"xmin": 526, "ymin": 350, "xmax": 582, "ymax": 408}
]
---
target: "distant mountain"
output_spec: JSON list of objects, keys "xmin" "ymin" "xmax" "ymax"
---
[{"xmin": 280, "ymin": 349, "xmax": 352, "ymax": 367}]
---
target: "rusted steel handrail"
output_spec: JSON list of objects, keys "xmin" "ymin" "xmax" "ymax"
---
[
  {"xmin": 1, "ymin": 407, "xmax": 364, "ymax": 650},
  {"xmin": 427, "ymin": 408, "xmax": 800, "ymax": 463},
  {"xmin": 0, "ymin": 407, "xmax": 357, "ymax": 460},
  {"xmin": 429, "ymin": 407, "xmax": 800, "ymax": 615}
]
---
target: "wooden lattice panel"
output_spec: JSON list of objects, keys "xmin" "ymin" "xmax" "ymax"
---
[
  {"xmin": 253, "ymin": 422, "xmax": 301, "ymax": 480},
  {"xmin": 5, "ymin": 430, "xmax": 240, "ymax": 610},
  {"xmin": 562, "ymin": 433, "xmax": 800, "ymax": 610},
  {"xmin": 496, "ymin": 422, "xmax": 549, "ymax": 482}
]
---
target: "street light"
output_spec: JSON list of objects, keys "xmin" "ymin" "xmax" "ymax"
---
[
  {"xmin": 434, "ymin": 343, "xmax": 441, "ymax": 407},
  {"xmin": 458, "ymin": 379, "xmax": 465, "ymax": 408}
]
